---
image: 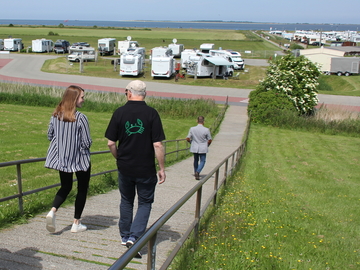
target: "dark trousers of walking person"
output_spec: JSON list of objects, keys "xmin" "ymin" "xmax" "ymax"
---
[
  {"xmin": 193, "ymin": 153, "xmax": 206, "ymax": 174},
  {"xmin": 52, "ymin": 167, "xmax": 91, "ymax": 219},
  {"xmin": 118, "ymin": 171, "xmax": 157, "ymax": 240}
]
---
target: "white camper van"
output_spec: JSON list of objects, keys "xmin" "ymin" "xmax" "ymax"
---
[
  {"xmin": 199, "ymin": 43, "xmax": 215, "ymax": 53},
  {"xmin": 185, "ymin": 53, "xmax": 234, "ymax": 78},
  {"xmin": 68, "ymin": 46, "xmax": 96, "ymax": 62},
  {"xmin": 32, "ymin": 39, "xmax": 54, "ymax": 53},
  {"xmin": 120, "ymin": 47, "xmax": 146, "ymax": 76},
  {"xmin": 98, "ymin": 38, "xmax": 116, "ymax": 56},
  {"xmin": 151, "ymin": 47, "xmax": 175, "ymax": 78},
  {"xmin": 168, "ymin": 38, "xmax": 184, "ymax": 58},
  {"xmin": 117, "ymin": 36, "xmax": 139, "ymax": 55},
  {"xmin": 4, "ymin": 38, "xmax": 23, "ymax": 51},
  {"xmin": 181, "ymin": 49, "xmax": 198, "ymax": 68},
  {"xmin": 209, "ymin": 49, "xmax": 245, "ymax": 70}
]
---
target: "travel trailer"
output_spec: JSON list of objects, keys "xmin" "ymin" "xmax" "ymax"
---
[
  {"xmin": 151, "ymin": 47, "xmax": 175, "ymax": 78},
  {"xmin": 120, "ymin": 46, "xmax": 146, "ymax": 76},
  {"xmin": 118, "ymin": 36, "xmax": 139, "ymax": 55},
  {"xmin": 98, "ymin": 38, "xmax": 116, "ymax": 56},
  {"xmin": 323, "ymin": 57, "xmax": 360, "ymax": 76},
  {"xmin": 209, "ymin": 49, "xmax": 245, "ymax": 70},
  {"xmin": 68, "ymin": 46, "xmax": 96, "ymax": 62},
  {"xmin": 4, "ymin": 38, "xmax": 23, "ymax": 51},
  {"xmin": 32, "ymin": 39, "xmax": 54, "ymax": 53},
  {"xmin": 185, "ymin": 53, "xmax": 234, "ymax": 78},
  {"xmin": 168, "ymin": 38, "xmax": 184, "ymax": 58}
]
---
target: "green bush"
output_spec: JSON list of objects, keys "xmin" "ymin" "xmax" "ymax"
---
[{"xmin": 248, "ymin": 90, "xmax": 296, "ymax": 124}]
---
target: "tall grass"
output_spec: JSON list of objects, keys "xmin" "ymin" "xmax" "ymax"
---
[
  {"xmin": 261, "ymin": 105, "xmax": 360, "ymax": 137},
  {"xmin": 171, "ymin": 124, "xmax": 360, "ymax": 269}
]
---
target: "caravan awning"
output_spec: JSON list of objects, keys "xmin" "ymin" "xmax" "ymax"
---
[{"xmin": 205, "ymin": 57, "xmax": 232, "ymax": 66}]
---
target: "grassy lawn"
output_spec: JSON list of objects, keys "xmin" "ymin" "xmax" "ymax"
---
[{"xmin": 171, "ymin": 124, "xmax": 360, "ymax": 269}]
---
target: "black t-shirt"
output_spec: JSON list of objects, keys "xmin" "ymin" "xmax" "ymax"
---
[{"xmin": 105, "ymin": 101, "xmax": 165, "ymax": 177}]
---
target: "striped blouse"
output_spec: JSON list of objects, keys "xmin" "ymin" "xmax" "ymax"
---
[{"xmin": 45, "ymin": 111, "xmax": 92, "ymax": 172}]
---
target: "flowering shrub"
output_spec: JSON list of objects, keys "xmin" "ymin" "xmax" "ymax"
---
[{"xmin": 248, "ymin": 54, "xmax": 321, "ymax": 123}]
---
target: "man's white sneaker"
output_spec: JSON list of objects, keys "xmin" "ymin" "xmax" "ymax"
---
[
  {"xmin": 46, "ymin": 210, "xmax": 56, "ymax": 233},
  {"xmin": 71, "ymin": 223, "xmax": 87, "ymax": 233}
]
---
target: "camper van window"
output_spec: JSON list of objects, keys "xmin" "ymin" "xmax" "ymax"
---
[
  {"xmin": 203, "ymin": 59, "xmax": 211, "ymax": 66},
  {"xmin": 123, "ymin": 58, "xmax": 135, "ymax": 64}
]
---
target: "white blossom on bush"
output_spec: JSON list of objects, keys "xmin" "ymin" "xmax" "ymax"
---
[{"xmin": 258, "ymin": 54, "xmax": 321, "ymax": 114}]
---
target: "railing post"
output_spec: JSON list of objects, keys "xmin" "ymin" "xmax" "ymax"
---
[
  {"xmin": 224, "ymin": 160, "xmax": 228, "ymax": 185},
  {"xmin": 147, "ymin": 232, "xmax": 157, "ymax": 270},
  {"xmin": 16, "ymin": 164, "xmax": 24, "ymax": 214},
  {"xmin": 213, "ymin": 169, "xmax": 219, "ymax": 205},
  {"xmin": 176, "ymin": 140, "xmax": 179, "ymax": 160},
  {"xmin": 194, "ymin": 186, "xmax": 202, "ymax": 238}
]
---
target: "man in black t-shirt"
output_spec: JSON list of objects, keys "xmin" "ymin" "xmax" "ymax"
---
[{"xmin": 105, "ymin": 80, "xmax": 166, "ymax": 257}]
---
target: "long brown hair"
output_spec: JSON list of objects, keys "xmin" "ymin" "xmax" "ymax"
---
[{"xmin": 53, "ymin": 85, "xmax": 84, "ymax": 122}]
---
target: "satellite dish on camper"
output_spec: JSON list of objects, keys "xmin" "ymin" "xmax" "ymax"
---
[
  {"xmin": 172, "ymin": 38, "xmax": 177, "ymax": 44},
  {"xmin": 127, "ymin": 36, "xmax": 132, "ymax": 41}
]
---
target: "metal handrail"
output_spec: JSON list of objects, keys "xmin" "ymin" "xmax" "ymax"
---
[{"xmin": 109, "ymin": 111, "xmax": 251, "ymax": 270}]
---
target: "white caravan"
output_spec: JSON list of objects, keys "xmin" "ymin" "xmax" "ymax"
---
[
  {"xmin": 4, "ymin": 38, "xmax": 23, "ymax": 51},
  {"xmin": 32, "ymin": 39, "xmax": 54, "ymax": 53},
  {"xmin": 0, "ymin": 39, "xmax": 3, "ymax": 50},
  {"xmin": 209, "ymin": 49, "xmax": 245, "ymax": 70},
  {"xmin": 98, "ymin": 38, "xmax": 116, "ymax": 56},
  {"xmin": 117, "ymin": 36, "xmax": 139, "ymax": 55},
  {"xmin": 151, "ymin": 47, "xmax": 175, "ymax": 78},
  {"xmin": 185, "ymin": 53, "xmax": 234, "ymax": 78},
  {"xmin": 168, "ymin": 38, "xmax": 184, "ymax": 58},
  {"xmin": 68, "ymin": 46, "xmax": 96, "ymax": 62},
  {"xmin": 120, "ymin": 47, "xmax": 146, "ymax": 76},
  {"xmin": 199, "ymin": 43, "xmax": 215, "ymax": 53},
  {"xmin": 180, "ymin": 49, "xmax": 198, "ymax": 68}
]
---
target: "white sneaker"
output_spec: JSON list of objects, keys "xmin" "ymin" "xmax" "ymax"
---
[
  {"xmin": 71, "ymin": 223, "xmax": 87, "ymax": 233},
  {"xmin": 46, "ymin": 210, "xmax": 56, "ymax": 233}
]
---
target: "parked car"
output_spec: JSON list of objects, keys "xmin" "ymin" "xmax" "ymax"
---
[
  {"xmin": 311, "ymin": 42, "xmax": 325, "ymax": 46},
  {"xmin": 54, "ymin": 40, "xmax": 70, "ymax": 53},
  {"xmin": 72, "ymin": 42, "xmax": 90, "ymax": 47}
]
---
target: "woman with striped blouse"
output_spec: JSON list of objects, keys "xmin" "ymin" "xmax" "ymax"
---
[{"xmin": 45, "ymin": 85, "xmax": 92, "ymax": 233}]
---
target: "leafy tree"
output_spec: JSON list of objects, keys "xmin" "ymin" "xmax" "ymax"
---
[
  {"xmin": 248, "ymin": 54, "xmax": 321, "ymax": 123},
  {"xmin": 58, "ymin": 23, "xmax": 64, "ymax": 28}
]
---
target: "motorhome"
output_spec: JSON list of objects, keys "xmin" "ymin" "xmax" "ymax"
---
[
  {"xmin": 98, "ymin": 38, "xmax": 116, "ymax": 56},
  {"xmin": 120, "ymin": 47, "xmax": 146, "ymax": 76},
  {"xmin": 0, "ymin": 39, "xmax": 3, "ymax": 50},
  {"xmin": 185, "ymin": 53, "xmax": 234, "ymax": 78},
  {"xmin": 209, "ymin": 49, "xmax": 245, "ymax": 70},
  {"xmin": 68, "ymin": 46, "xmax": 96, "ymax": 62},
  {"xmin": 168, "ymin": 39, "xmax": 184, "ymax": 58},
  {"xmin": 32, "ymin": 39, "xmax": 54, "ymax": 53},
  {"xmin": 151, "ymin": 47, "xmax": 175, "ymax": 78},
  {"xmin": 117, "ymin": 37, "xmax": 139, "ymax": 55},
  {"xmin": 4, "ymin": 38, "xmax": 23, "ymax": 51},
  {"xmin": 199, "ymin": 43, "xmax": 215, "ymax": 53},
  {"xmin": 180, "ymin": 49, "xmax": 198, "ymax": 68}
]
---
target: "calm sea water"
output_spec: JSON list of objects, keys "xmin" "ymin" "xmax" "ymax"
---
[{"xmin": 0, "ymin": 19, "xmax": 359, "ymax": 32}]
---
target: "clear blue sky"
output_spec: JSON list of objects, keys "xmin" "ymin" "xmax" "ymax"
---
[{"xmin": 1, "ymin": 0, "xmax": 359, "ymax": 24}]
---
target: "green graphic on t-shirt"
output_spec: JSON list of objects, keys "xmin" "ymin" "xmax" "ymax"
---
[{"xmin": 125, "ymin": 119, "xmax": 145, "ymax": 136}]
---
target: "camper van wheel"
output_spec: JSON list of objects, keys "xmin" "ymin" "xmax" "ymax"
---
[
  {"xmin": 337, "ymin": 72, "xmax": 342, "ymax": 76},
  {"xmin": 75, "ymin": 59, "xmax": 80, "ymax": 62},
  {"xmin": 345, "ymin": 72, "xmax": 350, "ymax": 76}
]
